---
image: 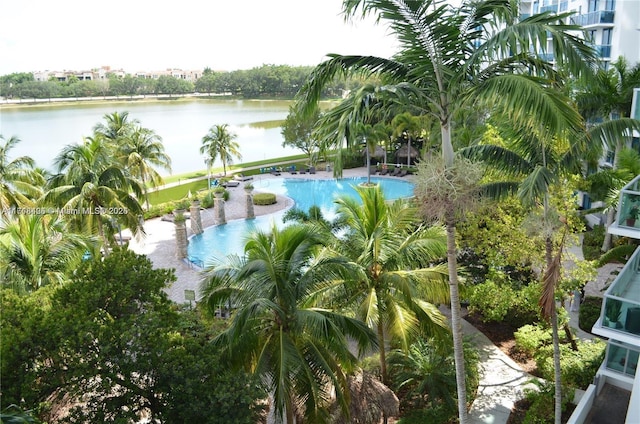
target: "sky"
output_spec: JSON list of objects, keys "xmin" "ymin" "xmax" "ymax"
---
[{"xmin": 0, "ymin": 0, "xmax": 399, "ymax": 75}]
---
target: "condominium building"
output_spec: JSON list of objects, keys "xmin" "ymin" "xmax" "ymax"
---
[{"xmin": 518, "ymin": 0, "xmax": 640, "ymax": 67}]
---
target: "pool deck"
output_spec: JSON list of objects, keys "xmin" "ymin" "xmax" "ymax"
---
[{"xmin": 128, "ymin": 166, "xmax": 409, "ymax": 303}]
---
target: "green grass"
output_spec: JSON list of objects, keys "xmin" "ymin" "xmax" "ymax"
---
[
  {"xmin": 149, "ymin": 153, "xmax": 311, "ymax": 205},
  {"xmin": 148, "ymin": 180, "xmax": 209, "ymax": 205}
]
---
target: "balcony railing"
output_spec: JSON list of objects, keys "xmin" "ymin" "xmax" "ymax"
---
[
  {"xmin": 597, "ymin": 245, "xmax": 640, "ymax": 340},
  {"xmin": 615, "ymin": 179, "xmax": 640, "ymax": 230},
  {"xmin": 540, "ymin": 4, "xmax": 558, "ymax": 13},
  {"xmin": 570, "ymin": 10, "xmax": 615, "ymax": 26}
]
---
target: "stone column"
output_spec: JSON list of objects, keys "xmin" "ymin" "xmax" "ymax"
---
[
  {"xmin": 214, "ymin": 191, "xmax": 226, "ymax": 225},
  {"xmin": 244, "ymin": 187, "xmax": 254, "ymax": 219},
  {"xmin": 190, "ymin": 200, "xmax": 203, "ymax": 234},
  {"xmin": 174, "ymin": 217, "xmax": 188, "ymax": 260}
]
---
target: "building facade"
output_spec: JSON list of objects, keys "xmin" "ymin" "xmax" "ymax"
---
[{"xmin": 518, "ymin": 0, "xmax": 640, "ymax": 67}]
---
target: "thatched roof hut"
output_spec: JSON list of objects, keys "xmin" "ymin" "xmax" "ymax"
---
[
  {"xmin": 330, "ymin": 370, "xmax": 399, "ymax": 424},
  {"xmin": 395, "ymin": 144, "xmax": 419, "ymax": 162}
]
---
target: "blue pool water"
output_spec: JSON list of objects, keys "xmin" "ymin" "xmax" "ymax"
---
[{"xmin": 187, "ymin": 177, "xmax": 415, "ymax": 266}]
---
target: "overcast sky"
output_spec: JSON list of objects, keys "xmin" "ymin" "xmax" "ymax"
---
[{"xmin": 1, "ymin": 0, "xmax": 399, "ymax": 75}]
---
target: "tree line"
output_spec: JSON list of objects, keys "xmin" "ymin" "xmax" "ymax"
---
[{"xmin": 0, "ymin": 64, "xmax": 363, "ymax": 100}]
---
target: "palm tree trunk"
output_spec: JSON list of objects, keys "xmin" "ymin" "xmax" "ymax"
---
[
  {"xmin": 441, "ymin": 118, "xmax": 468, "ymax": 424},
  {"xmin": 601, "ymin": 207, "xmax": 615, "ymax": 252},
  {"xmin": 378, "ymin": 318, "xmax": 389, "ymax": 386},
  {"xmin": 552, "ymin": 305, "xmax": 562, "ymax": 424},
  {"xmin": 546, "ymin": 236, "xmax": 562, "ymax": 424},
  {"xmin": 446, "ymin": 208, "xmax": 468, "ymax": 424}
]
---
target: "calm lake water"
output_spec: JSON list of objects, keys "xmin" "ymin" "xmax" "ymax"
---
[{"xmin": 0, "ymin": 99, "xmax": 298, "ymax": 176}]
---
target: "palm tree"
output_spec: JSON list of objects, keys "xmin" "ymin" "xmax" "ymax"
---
[
  {"xmin": 296, "ymin": 2, "xmax": 595, "ymax": 421},
  {"xmin": 574, "ymin": 57, "xmax": 640, "ymax": 251},
  {"xmin": 323, "ymin": 185, "xmax": 450, "ymax": 385},
  {"xmin": 200, "ymin": 124, "xmax": 241, "ymax": 179},
  {"xmin": 460, "ymin": 116, "xmax": 621, "ymax": 422},
  {"xmin": 93, "ymin": 111, "xmax": 139, "ymax": 143},
  {"xmin": 355, "ymin": 122, "xmax": 389, "ymax": 184},
  {"xmin": 45, "ymin": 137, "xmax": 144, "ymax": 249},
  {"xmin": 199, "ymin": 223, "xmax": 377, "ymax": 423},
  {"xmin": 0, "ymin": 213, "xmax": 90, "ymax": 293},
  {"xmin": 0, "ymin": 135, "xmax": 43, "ymax": 210},
  {"xmin": 118, "ymin": 126, "xmax": 172, "ymax": 210}
]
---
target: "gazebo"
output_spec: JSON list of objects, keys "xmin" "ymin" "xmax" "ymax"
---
[{"xmin": 395, "ymin": 144, "xmax": 419, "ymax": 166}]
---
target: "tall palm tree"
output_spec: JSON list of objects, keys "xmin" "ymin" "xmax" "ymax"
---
[
  {"xmin": 200, "ymin": 124, "xmax": 241, "ymax": 179},
  {"xmin": 199, "ymin": 223, "xmax": 377, "ymax": 423},
  {"xmin": 45, "ymin": 137, "xmax": 144, "ymax": 249},
  {"xmin": 575, "ymin": 57, "xmax": 640, "ymax": 251},
  {"xmin": 460, "ymin": 116, "xmax": 624, "ymax": 422},
  {"xmin": 355, "ymin": 122, "xmax": 389, "ymax": 184},
  {"xmin": 0, "ymin": 135, "xmax": 43, "ymax": 210},
  {"xmin": 296, "ymin": 2, "xmax": 595, "ymax": 421},
  {"xmin": 0, "ymin": 213, "xmax": 90, "ymax": 293},
  {"xmin": 118, "ymin": 126, "xmax": 172, "ymax": 210},
  {"xmin": 322, "ymin": 185, "xmax": 449, "ymax": 385}
]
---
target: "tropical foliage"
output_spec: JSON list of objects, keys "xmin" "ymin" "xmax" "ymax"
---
[{"xmin": 200, "ymin": 223, "xmax": 378, "ymax": 423}]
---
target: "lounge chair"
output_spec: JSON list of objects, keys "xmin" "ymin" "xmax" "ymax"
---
[
  {"xmin": 379, "ymin": 167, "xmax": 389, "ymax": 176},
  {"xmin": 390, "ymin": 168, "xmax": 401, "ymax": 176},
  {"xmin": 309, "ymin": 166, "xmax": 316, "ymax": 174},
  {"xmin": 222, "ymin": 180, "xmax": 240, "ymax": 188},
  {"xmin": 289, "ymin": 165, "xmax": 297, "ymax": 174},
  {"xmin": 398, "ymin": 169, "xmax": 408, "ymax": 177},
  {"xmin": 234, "ymin": 173, "xmax": 253, "ymax": 181},
  {"xmin": 270, "ymin": 167, "xmax": 281, "ymax": 176}
]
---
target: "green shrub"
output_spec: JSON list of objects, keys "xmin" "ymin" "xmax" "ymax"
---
[
  {"xmin": 468, "ymin": 280, "xmax": 513, "ymax": 322},
  {"xmin": 514, "ymin": 324, "xmax": 552, "ymax": 357},
  {"xmin": 535, "ymin": 339, "xmax": 605, "ymax": 389},
  {"xmin": 144, "ymin": 202, "xmax": 172, "ymax": 219},
  {"xmin": 522, "ymin": 380, "xmax": 570, "ymax": 424},
  {"xmin": 578, "ymin": 296, "xmax": 602, "ymax": 333},
  {"xmin": 468, "ymin": 281, "xmax": 539, "ymax": 326},
  {"xmin": 582, "ymin": 225, "xmax": 605, "ymax": 261},
  {"xmin": 253, "ymin": 193, "xmax": 277, "ymax": 205}
]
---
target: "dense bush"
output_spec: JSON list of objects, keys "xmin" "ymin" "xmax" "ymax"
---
[
  {"xmin": 582, "ymin": 225, "xmax": 605, "ymax": 261},
  {"xmin": 535, "ymin": 339, "xmax": 605, "ymax": 389},
  {"xmin": 522, "ymin": 380, "xmax": 571, "ymax": 424},
  {"xmin": 514, "ymin": 324, "xmax": 552, "ymax": 357},
  {"xmin": 468, "ymin": 280, "xmax": 540, "ymax": 327},
  {"xmin": 579, "ymin": 296, "xmax": 603, "ymax": 333},
  {"xmin": 253, "ymin": 192, "xmax": 277, "ymax": 205}
]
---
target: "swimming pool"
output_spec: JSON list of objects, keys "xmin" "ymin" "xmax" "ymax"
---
[{"xmin": 187, "ymin": 176, "xmax": 415, "ymax": 266}]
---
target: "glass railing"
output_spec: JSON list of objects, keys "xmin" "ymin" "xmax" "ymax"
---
[
  {"xmin": 615, "ymin": 178, "xmax": 640, "ymax": 229},
  {"xmin": 559, "ymin": 1, "xmax": 568, "ymax": 12},
  {"xmin": 605, "ymin": 341, "xmax": 639, "ymax": 377},
  {"xmin": 520, "ymin": 13, "xmax": 531, "ymax": 20},
  {"xmin": 540, "ymin": 4, "xmax": 558, "ymax": 13},
  {"xmin": 570, "ymin": 10, "xmax": 615, "ymax": 26}
]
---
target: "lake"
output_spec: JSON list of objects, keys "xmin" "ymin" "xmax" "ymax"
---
[{"xmin": 0, "ymin": 99, "xmax": 299, "ymax": 176}]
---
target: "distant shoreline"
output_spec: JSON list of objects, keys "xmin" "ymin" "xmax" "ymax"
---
[{"xmin": 0, "ymin": 93, "xmax": 299, "ymax": 110}]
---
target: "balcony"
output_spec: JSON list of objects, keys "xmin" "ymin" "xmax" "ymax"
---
[
  {"xmin": 540, "ymin": 4, "xmax": 558, "ymax": 13},
  {"xmin": 607, "ymin": 175, "xmax": 640, "ymax": 238},
  {"xmin": 570, "ymin": 10, "xmax": 615, "ymax": 27},
  {"xmin": 538, "ymin": 52, "xmax": 555, "ymax": 62},
  {"xmin": 593, "ymin": 246, "xmax": 640, "ymax": 345}
]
